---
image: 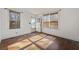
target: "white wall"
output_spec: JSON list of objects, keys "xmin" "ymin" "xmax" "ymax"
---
[
  {"xmin": 42, "ymin": 9, "xmax": 79, "ymax": 41},
  {"xmin": 1, "ymin": 8, "xmax": 79, "ymax": 42},
  {"xmin": 0, "ymin": 9, "xmax": 32, "ymax": 39},
  {"xmin": 0, "ymin": 20, "xmax": 1, "ymax": 42},
  {"xmin": 0, "ymin": 9, "xmax": 2, "ymax": 42}
]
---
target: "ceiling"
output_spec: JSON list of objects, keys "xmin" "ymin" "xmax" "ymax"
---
[
  {"xmin": 8, "ymin": 8, "xmax": 60, "ymax": 16},
  {"xmin": 22, "ymin": 8, "xmax": 60, "ymax": 15}
]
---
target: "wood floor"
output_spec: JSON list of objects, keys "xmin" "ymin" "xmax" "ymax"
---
[{"xmin": 1, "ymin": 32, "xmax": 79, "ymax": 50}]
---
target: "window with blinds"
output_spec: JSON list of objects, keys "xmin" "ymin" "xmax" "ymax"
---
[
  {"xmin": 42, "ymin": 13, "xmax": 58, "ymax": 29},
  {"xmin": 9, "ymin": 11, "xmax": 20, "ymax": 29}
]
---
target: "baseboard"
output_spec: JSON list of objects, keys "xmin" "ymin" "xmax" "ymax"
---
[
  {"xmin": 2, "ymin": 33, "xmax": 30, "ymax": 40},
  {"xmin": 38, "ymin": 32, "xmax": 79, "ymax": 42}
]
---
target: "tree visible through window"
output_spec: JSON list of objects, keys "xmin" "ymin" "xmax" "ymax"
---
[{"xmin": 9, "ymin": 11, "xmax": 20, "ymax": 29}]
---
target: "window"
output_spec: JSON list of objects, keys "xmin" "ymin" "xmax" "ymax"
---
[
  {"xmin": 42, "ymin": 13, "xmax": 58, "ymax": 29},
  {"xmin": 31, "ymin": 18, "xmax": 36, "ymax": 28},
  {"xmin": 30, "ymin": 18, "xmax": 36, "ymax": 32},
  {"xmin": 9, "ymin": 11, "xmax": 20, "ymax": 29},
  {"xmin": 42, "ymin": 15, "xmax": 50, "ymax": 28},
  {"xmin": 50, "ymin": 14, "xmax": 58, "ymax": 29}
]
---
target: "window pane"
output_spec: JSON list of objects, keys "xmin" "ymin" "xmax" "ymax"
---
[{"xmin": 9, "ymin": 11, "xmax": 20, "ymax": 29}]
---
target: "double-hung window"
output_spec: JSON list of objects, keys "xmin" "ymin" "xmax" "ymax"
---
[{"xmin": 9, "ymin": 11, "xmax": 20, "ymax": 29}]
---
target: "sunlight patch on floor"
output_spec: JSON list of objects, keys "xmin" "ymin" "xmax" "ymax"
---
[
  {"xmin": 24, "ymin": 44, "xmax": 40, "ymax": 50},
  {"xmin": 36, "ymin": 38, "xmax": 53, "ymax": 49},
  {"xmin": 8, "ymin": 39, "xmax": 32, "ymax": 50},
  {"xmin": 29, "ymin": 35, "xmax": 43, "ymax": 42}
]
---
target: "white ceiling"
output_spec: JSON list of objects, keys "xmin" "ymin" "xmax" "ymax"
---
[
  {"xmin": 22, "ymin": 8, "xmax": 60, "ymax": 15},
  {"xmin": 8, "ymin": 8, "xmax": 60, "ymax": 15}
]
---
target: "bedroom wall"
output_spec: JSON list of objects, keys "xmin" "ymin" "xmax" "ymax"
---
[
  {"xmin": 0, "ymin": 9, "xmax": 2, "ymax": 42},
  {"xmin": 0, "ymin": 20, "xmax": 1, "ymax": 42},
  {"xmin": 1, "ymin": 8, "xmax": 79, "ymax": 42},
  {"xmin": 0, "ymin": 8, "xmax": 32, "ymax": 40},
  {"xmin": 42, "ymin": 8, "xmax": 79, "ymax": 41}
]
